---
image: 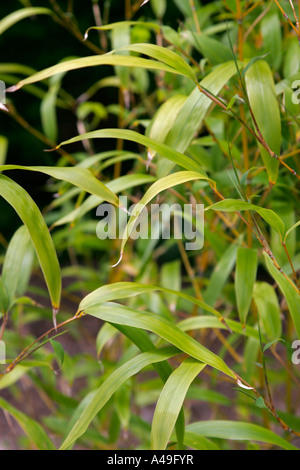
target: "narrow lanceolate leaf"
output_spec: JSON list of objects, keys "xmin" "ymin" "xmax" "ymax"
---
[
  {"xmin": 52, "ymin": 173, "xmax": 156, "ymax": 228},
  {"xmin": 0, "ymin": 165, "xmax": 119, "ymax": 206},
  {"xmin": 0, "ymin": 397, "xmax": 56, "ymax": 450},
  {"xmin": 264, "ymin": 253, "xmax": 300, "ymax": 339},
  {"xmin": 51, "ymin": 129, "xmax": 206, "ymax": 174},
  {"xmin": 206, "ymin": 199, "xmax": 285, "ymax": 239},
  {"xmin": 284, "ymin": 220, "xmax": 300, "ymax": 245},
  {"xmin": 245, "ymin": 60, "xmax": 281, "ymax": 184},
  {"xmin": 85, "ymin": 302, "xmax": 236, "ymax": 378},
  {"xmin": 186, "ymin": 421, "xmax": 297, "ymax": 450},
  {"xmin": 177, "ymin": 316, "xmax": 263, "ymax": 342},
  {"xmin": 203, "ymin": 242, "xmax": 238, "ymax": 307},
  {"xmin": 0, "ymin": 8, "xmax": 53, "ymax": 35},
  {"xmin": 253, "ymin": 282, "xmax": 282, "ymax": 339},
  {"xmin": 235, "ymin": 247, "xmax": 258, "ymax": 326},
  {"xmin": 84, "ymin": 21, "xmax": 160, "ymax": 39},
  {"xmin": 151, "ymin": 359, "xmax": 206, "ymax": 450},
  {"xmin": 2, "ymin": 225, "xmax": 31, "ymax": 307},
  {"xmin": 7, "ymin": 46, "xmax": 194, "ymax": 92},
  {"xmin": 158, "ymin": 61, "xmax": 240, "ymax": 176},
  {"xmin": 78, "ymin": 281, "xmax": 227, "ymax": 323},
  {"xmin": 0, "ymin": 175, "xmax": 61, "ymax": 311},
  {"xmin": 115, "ymin": 44, "xmax": 196, "ymax": 81},
  {"xmin": 60, "ymin": 347, "xmax": 179, "ymax": 450}
]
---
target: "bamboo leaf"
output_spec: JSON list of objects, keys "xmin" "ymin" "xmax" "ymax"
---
[
  {"xmin": 151, "ymin": 359, "xmax": 206, "ymax": 450},
  {"xmin": 186, "ymin": 420, "xmax": 297, "ymax": 450},
  {"xmin": 0, "ymin": 165, "xmax": 119, "ymax": 206},
  {"xmin": 235, "ymin": 247, "xmax": 258, "ymax": 326},
  {"xmin": 60, "ymin": 347, "xmax": 179, "ymax": 450},
  {"xmin": 253, "ymin": 282, "xmax": 282, "ymax": 339},
  {"xmin": 206, "ymin": 199, "xmax": 285, "ymax": 239},
  {"xmin": 203, "ymin": 242, "xmax": 238, "ymax": 306},
  {"xmin": 0, "ymin": 8, "xmax": 53, "ymax": 35},
  {"xmin": 0, "ymin": 397, "xmax": 56, "ymax": 450},
  {"xmin": 8, "ymin": 45, "xmax": 194, "ymax": 92},
  {"xmin": 85, "ymin": 302, "xmax": 236, "ymax": 378},
  {"xmin": 79, "ymin": 281, "xmax": 227, "ymax": 322},
  {"xmin": 158, "ymin": 61, "xmax": 240, "ymax": 176},
  {"xmin": 264, "ymin": 253, "xmax": 300, "ymax": 339},
  {"xmin": 177, "ymin": 316, "xmax": 263, "ymax": 341},
  {"xmin": 245, "ymin": 60, "xmax": 281, "ymax": 183},
  {"xmin": 52, "ymin": 129, "xmax": 206, "ymax": 173},
  {"xmin": 2, "ymin": 225, "xmax": 31, "ymax": 307},
  {"xmin": 0, "ymin": 175, "xmax": 61, "ymax": 311}
]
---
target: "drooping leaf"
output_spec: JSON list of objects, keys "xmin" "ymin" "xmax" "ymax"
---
[
  {"xmin": 207, "ymin": 199, "xmax": 285, "ymax": 239},
  {"xmin": 1, "ymin": 225, "xmax": 31, "ymax": 307},
  {"xmin": 235, "ymin": 247, "xmax": 258, "ymax": 326},
  {"xmin": 0, "ymin": 397, "xmax": 56, "ymax": 450},
  {"xmin": 186, "ymin": 420, "xmax": 297, "ymax": 450},
  {"xmin": 245, "ymin": 60, "xmax": 281, "ymax": 183},
  {"xmin": 151, "ymin": 359, "xmax": 206, "ymax": 450},
  {"xmin": 60, "ymin": 347, "xmax": 179, "ymax": 450},
  {"xmin": 253, "ymin": 282, "xmax": 282, "ymax": 339},
  {"xmin": 0, "ymin": 7, "xmax": 53, "ymax": 35},
  {"xmin": 0, "ymin": 175, "xmax": 61, "ymax": 311},
  {"xmin": 85, "ymin": 302, "xmax": 236, "ymax": 378},
  {"xmin": 264, "ymin": 253, "xmax": 300, "ymax": 339}
]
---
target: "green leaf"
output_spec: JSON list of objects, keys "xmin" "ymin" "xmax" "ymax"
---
[
  {"xmin": 0, "ymin": 397, "xmax": 56, "ymax": 450},
  {"xmin": 245, "ymin": 60, "xmax": 281, "ymax": 183},
  {"xmin": 158, "ymin": 61, "xmax": 240, "ymax": 176},
  {"xmin": 186, "ymin": 420, "xmax": 298, "ymax": 450},
  {"xmin": 85, "ymin": 21, "xmax": 160, "ymax": 37},
  {"xmin": 0, "ymin": 164, "xmax": 119, "ymax": 206},
  {"xmin": 53, "ymin": 129, "xmax": 206, "ymax": 174},
  {"xmin": 0, "ymin": 135, "xmax": 8, "ymax": 165},
  {"xmin": 161, "ymin": 261, "xmax": 181, "ymax": 312},
  {"xmin": 2, "ymin": 225, "xmax": 31, "ymax": 307},
  {"xmin": 177, "ymin": 316, "xmax": 263, "ymax": 341},
  {"xmin": 264, "ymin": 253, "xmax": 300, "ymax": 339},
  {"xmin": 206, "ymin": 199, "xmax": 285, "ymax": 239},
  {"xmin": 203, "ymin": 241, "xmax": 238, "ymax": 306},
  {"xmin": 263, "ymin": 339, "xmax": 285, "ymax": 353},
  {"xmin": 96, "ymin": 323, "xmax": 119, "ymax": 357},
  {"xmin": 0, "ymin": 7, "xmax": 53, "ymax": 35},
  {"xmin": 187, "ymin": 32, "xmax": 233, "ymax": 65},
  {"xmin": 151, "ymin": 359, "xmax": 206, "ymax": 450},
  {"xmin": 261, "ymin": 12, "xmax": 282, "ymax": 71},
  {"xmin": 183, "ymin": 432, "xmax": 220, "ymax": 450},
  {"xmin": 115, "ymin": 43, "xmax": 196, "ymax": 81},
  {"xmin": 85, "ymin": 302, "xmax": 236, "ymax": 378},
  {"xmin": 60, "ymin": 347, "xmax": 179, "ymax": 450},
  {"xmin": 50, "ymin": 339, "xmax": 64, "ymax": 367},
  {"xmin": 235, "ymin": 247, "xmax": 258, "ymax": 325},
  {"xmin": 254, "ymin": 396, "xmax": 268, "ymax": 410},
  {"xmin": 78, "ymin": 282, "xmax": 226, "ymax": 323},
  {"xmin": 8, "ymin": 45, "xmax": 195, "ymax": 92},
  {"xmin": 253, "ymin": 282, "xmax": 282, "ymax": 339},
  {"xmin": 0, "ymin": 175, "xmax": 61, "ymax": 312},
  {"xmin": 284, "ymin": 220, "xmax": 300, "ymax": 245},
  {"xmin": 0, "ymin": 277, "xmax": 9, "ymax": 315}
]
